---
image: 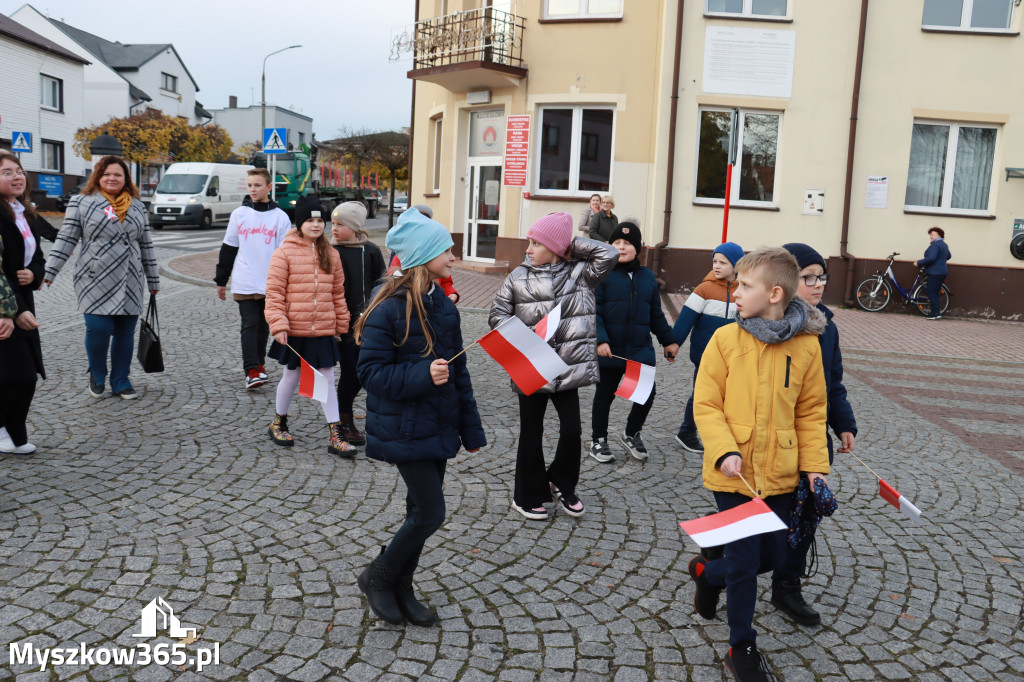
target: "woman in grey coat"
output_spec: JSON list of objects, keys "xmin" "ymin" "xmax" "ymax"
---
[
  {"xmin": 490, "ymin": 212, "xmax": 617, "ymax": 521},
  {"xmin": 44, "ymin": 156, "xmax": 159, "ymax": 400}
]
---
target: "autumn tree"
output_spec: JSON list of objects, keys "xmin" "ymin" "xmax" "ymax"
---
[
  {"xmin": 366, "ymin": 131, "xmax": 411, "ymax": 227},
  {"xmin": 74, "ymin": 109, "xmax": 234, "ymax": 165}
]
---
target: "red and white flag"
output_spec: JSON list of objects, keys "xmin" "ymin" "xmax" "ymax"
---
[
  {"xmin": 298, "ymin": 357, "xmax": 329, "ymax": 403},
  {"xmin": 679, "ymin": 497, "xmax": 787, "ymax": 548},
  {"xmin": 879, "ymin": 479, "xmax": 922, "ymax": 525},
  {"xmin": 615, "ymin": 359, "xmax": 656, "ymax": 404},
  {"xmin": 479, "ymin": 316, "xmax": 570, "ymax": 396},
  {"xmin": 533, "ymin": 303, "xmax": 561, "ymax": 343}
]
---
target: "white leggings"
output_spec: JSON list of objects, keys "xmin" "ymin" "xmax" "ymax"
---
[{"xmin": 276, "ymin": 366, "xmax": 339, "ymax": 423}]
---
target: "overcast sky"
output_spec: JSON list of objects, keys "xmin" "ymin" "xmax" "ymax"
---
[{"xmin": 2, "ymin": 0, "xmax": 416, "ymax": 140}]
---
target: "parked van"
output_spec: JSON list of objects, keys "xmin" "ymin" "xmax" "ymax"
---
[{"xmin": 149, "ymin": 163, "xmax": 253, "ymax": 229}]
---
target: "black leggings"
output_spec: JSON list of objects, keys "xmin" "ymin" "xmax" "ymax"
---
[
  {"xmin": 514, "ymin": 390, "xmax": 581, "ymax": 508},
  {"xmin": 336, "ymin": 335, "xmax": 362, "ymax": 414},
  {"xmin": 0, "ymin": 380, "xmax": 36, "ymax": 446},
  {"xmin": 591, "ymin": 366, "xmax": 656, "ymax": 440},
  {"xmin": 380, "ymin": 459, "xmax": 447, "ymax": 575}
]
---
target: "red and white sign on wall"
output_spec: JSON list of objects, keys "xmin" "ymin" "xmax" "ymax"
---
[{"xmin": 503, "ymin": 114, "xmax": 531, "ymax": 187}]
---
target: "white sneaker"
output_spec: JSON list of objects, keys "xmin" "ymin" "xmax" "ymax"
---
[
  {"xmin": 9, "ymin": 443, "xmax": 36, "ymax": 455},
  {"xmin": 0, "ymin": 427, "xmax": 14, "ymax": 452}
]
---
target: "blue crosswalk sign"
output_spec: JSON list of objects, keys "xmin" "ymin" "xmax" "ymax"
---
[
  {"xmin": 11, "ymin": 132, "xmax": 32, "ymax": 153},
  {"xmin": 263, "ymin": 128, "xmax": 287, "ymax": 154}
]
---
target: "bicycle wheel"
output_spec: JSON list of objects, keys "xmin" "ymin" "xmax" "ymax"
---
[
  {"xmin": 855, "ymin": 277, "xmax": 891, "ymax": 312},
  {"xmin": 911, "ymin": 282, "xmax": 950, "ymax": 316}
]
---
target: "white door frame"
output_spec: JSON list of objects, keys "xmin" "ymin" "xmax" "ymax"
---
[{"xmin": 464, "ymin": 157, "xmax": 503, "ymax": 262}]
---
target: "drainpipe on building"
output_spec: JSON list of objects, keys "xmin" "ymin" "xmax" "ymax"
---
[
  {"xmin": 407, "ymin": 0, "xmax": 419, "ymax": 213},
  {"xmin": 839, "ymin": 0, "xmax": 870, "ymax": 306},
  {"xmin": 653, "ymin": 0, "xmax": 685, "ymax": 291}
]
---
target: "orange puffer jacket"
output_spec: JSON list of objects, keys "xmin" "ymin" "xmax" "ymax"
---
[{"xmin": 265, "ymin": 231, "xmax": 350, "ymax": 337}]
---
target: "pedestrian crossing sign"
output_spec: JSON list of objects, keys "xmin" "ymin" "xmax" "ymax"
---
[
  {"xmin": 11, "ymin": 132, "xmax": 32, "ymax": 153},
  {"xmin": 263, "ymin": 128, "xmax": 287, "ymax": 154}
]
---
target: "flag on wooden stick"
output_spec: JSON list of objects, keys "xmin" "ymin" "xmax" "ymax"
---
[
  {"xmin": 615, "ymin": 359, "xmax": 656, "ymax": 404},
  {"xmin": 679, "ymin": 497, "xmax": 787, "ymax": 548},
  {"xmin": 298, "ymin": 357, "xmax": 329, "ymax": 403},
  {"xmin": 879, "ymin": 479, "xmax": 923, "ymax": 525},
  {"xmin": 478, "ymin": 316, "xmax": 570, "ymax": 396}
]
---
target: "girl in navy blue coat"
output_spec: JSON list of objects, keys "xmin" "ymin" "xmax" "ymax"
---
[
  {"xmin": 353, "ymin": 209, "xmax": 486, "ymax": 627},
  {"xmin": 591, "ymin": 221, "xmax": 678, "ymax": 463}
]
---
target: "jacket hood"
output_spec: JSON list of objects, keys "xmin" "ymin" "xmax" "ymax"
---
[
  {"xmin": 702, "ymin": 270, "xmax": 736, "ymax": 287},
  {"xmin": 334, "ymin": 231, "xmax": 369, "ymax": 248},
  {"xmin": 815, "ymin": 301, "xmax": 834, "ymax": 321},
  {"xmin": 241, "ymin": 195, "xmax": 280, "ymax": 212},
  {"xmin": 520, "ymin": 253, "xmax": 570, "ymax": 273},
  {"xmin": 803, "ymin": 300, "xmax": 828, "ymax": 336},
  {"xmin": 282, "ymin": 230, "xmax": 314, "ymax": 247}
]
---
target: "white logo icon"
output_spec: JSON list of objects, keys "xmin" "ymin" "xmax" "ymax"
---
[{"xmin": 133, "ymin": 597, "xmax": 197, "ymax": 639}]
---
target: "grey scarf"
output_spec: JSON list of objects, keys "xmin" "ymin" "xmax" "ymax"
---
[{"xmin": 737, "ymin": 298, "xmax": 811, "ymax": 344}]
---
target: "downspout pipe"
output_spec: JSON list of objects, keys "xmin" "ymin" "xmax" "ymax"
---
[
  {"xmin": 840, "ymin": 0, "xmax": 870, "ymax": 305},
  {"xmin": 408, "ymin": 0, "xmax": 420, "ymax": 210},
  {"xmin": 653, "ymin": 0, "xmax": 685, "ymax": 289}
]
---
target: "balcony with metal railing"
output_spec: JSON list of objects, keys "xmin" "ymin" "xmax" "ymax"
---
[{"xmin": 390, "ymin": 6, "xmax": 527, "ymax": 92}]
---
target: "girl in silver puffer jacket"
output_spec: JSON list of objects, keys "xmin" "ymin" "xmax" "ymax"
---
[{"xmin": 489, "ymin": 212, "xmax": 618, "ymax": 521}]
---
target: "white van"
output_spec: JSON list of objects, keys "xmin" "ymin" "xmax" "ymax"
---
[{"xmin": 149, "ymin": 162, "xmax": 253, "ymax": 229}]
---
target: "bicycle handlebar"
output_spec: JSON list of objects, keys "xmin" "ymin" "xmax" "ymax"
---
[{"xmin": 887, "ymin": 252, "xmax": 900, "ymax": 259}]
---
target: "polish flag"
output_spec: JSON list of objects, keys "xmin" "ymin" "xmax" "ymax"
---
[
  {"xmin": 879, "ymin": 479, "xmax": 923, "ymax": 525},
  {"xmin": 679, "ymin": 497, "xmax": 787, "ymax": 548},
  {"xmin": 533, "ymin": 303, "xmax": 561, "ymax": 343},
  {"xmin": 298, "ymin": 357, "xmax": 329, "ymax": 403},
  {"xmin": 479, "ymin": 316, "xmax": 570, "ymax": 396},
  {"xmin": 615, "ymin": 359, "xmax": 656, "ymax": 404}
]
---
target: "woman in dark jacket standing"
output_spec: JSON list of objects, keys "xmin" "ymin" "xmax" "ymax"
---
[
  {"xmin": 916, "ymin": 226, "xmax": 951, "ymax": 319},
  {"xmin": 43, "ymin": 156, "xmax": 159, "ymax": 399},
  {"xmin": 0, "ymin": 151, "xmax": 47, "ymax": 455},
  {"xmin": 588, "ymin": 195, "xmax": 618, "ymax": 242},
  {"xmin": 330, "ymin": 201, "xmax": 386, "ymax": 446}
]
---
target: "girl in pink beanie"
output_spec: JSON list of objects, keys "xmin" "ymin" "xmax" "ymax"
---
[{"xmin": 489, "ymin": 212, "xmax": 618, "ymax": 521}]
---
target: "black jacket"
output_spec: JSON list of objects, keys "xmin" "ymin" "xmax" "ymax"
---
[
  {"xmin": 0, "ymin": 206, "xmax": 47, "ymax": 382},
  {"xmin": 333, "ymin": 238, "xmax": 386, "ymax": 324},
  {"xmin": 817, "ymin": 303, "xmax": 856, "ymax": 461},
  {"xmin": 595, "ymin": 265, "xmax": 674, "ymax": 368}
]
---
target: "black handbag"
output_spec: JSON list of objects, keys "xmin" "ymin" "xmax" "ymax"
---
[{"xmin": 137, "ymin": 293, "xmax": 164, "ymax": 373}]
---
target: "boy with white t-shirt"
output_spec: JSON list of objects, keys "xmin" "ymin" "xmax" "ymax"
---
[{"xmin": 214, "ymin": 168, "xmax": 292, "ymax": 388}]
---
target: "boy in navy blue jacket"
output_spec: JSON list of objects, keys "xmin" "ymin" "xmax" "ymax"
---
[
  {"xmin": 590, "ymin": 220, "xmax": 678, "ymax": 462},
  {"xmin": 774, "ymin": 243, "xmax": 857, "ymax": 626},
  {"xmin": 672, "ymin": 242, "xmax": 743, "ymax": 454}
]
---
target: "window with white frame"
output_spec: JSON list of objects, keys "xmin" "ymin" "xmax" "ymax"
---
[
  {"xmin": 41, "ymin": 140, "xmax": 63, "ymax": 172},
  {"xmin": 40, "ymin": 74, "xmax": 63, "ymax": 111},
  {"xmin": 161, "ymin": 72, "xmax": 178, "ymax": 93},
  {"xmin": 537, "ymin": 106, "xmax": 614, "ymax": 194},
  {"xmin": 544, "ymin": 0, "xmax": 623, "ymax": 20},
  {"xmin": 705, "ymin": 0, "xmax": 788, "ymax": 19},
  {"xmin": 432, "ymin": 117, "xmax": 443, "ymax": 193},
  {"xmin": 922, "ymin": 0, "xmax": 1015, "ymax": 30},
  {"xmin": 695, "ymin": 108, "xmax": 780, "ymax": 205},
  {"xmin": 904, "ymin": 121, "xmax": 997, "ymax": 213}
]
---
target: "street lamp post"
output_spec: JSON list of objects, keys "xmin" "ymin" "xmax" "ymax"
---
[{"xmin": 261, "ymin": 45, "xmax": 302, "ymax": 141}]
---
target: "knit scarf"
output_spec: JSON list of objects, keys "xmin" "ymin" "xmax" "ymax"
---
[
  {"xmin": 100, "ymin": 190, "xmax": 132, "ymax": 222},
  {"xmin": 736, "ymin": 297, "xmax": 811, "ymax": 344},
  {"xmin": 614, "ymin": 255, "xmax": 641, "ymax": 273}
]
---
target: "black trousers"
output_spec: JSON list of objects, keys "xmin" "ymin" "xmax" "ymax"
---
[
  {"xmin": 381, "ymin": 459, "xmax": 447, "ymax": 574},
  {"xmin": 237, "ymin": 298, "xmax": 269, "ymax": 371},
  {"xmin": 591, "ymin": 366, "xmax": 656, "ymax": 440},
  {"xmin": 515, "ymin": 389, "xmax": 581, "ymax": 508},
  {"xmin": 678, "ymin": 365, "xmax": 699, "ymax": 436},
  {"xmin": 0, "ymin": 380, "xmax": 36, "ymax": 446},
  {"xmin": 926, "ymin": 274, "xmax": 946, "ymax": 317},
  {"xmin": 336, "ymin": 335, "xmax": 362, "ymax": 414}
]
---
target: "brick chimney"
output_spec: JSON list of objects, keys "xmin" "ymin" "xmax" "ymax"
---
[{"xmin": 228, "ymin": 95, "xmax": 237, "ymax": 108}]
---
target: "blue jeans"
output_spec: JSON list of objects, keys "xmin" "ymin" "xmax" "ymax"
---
[{"xmin": 84, "ymin": 314, "xmax": 138, "ymax": 393}]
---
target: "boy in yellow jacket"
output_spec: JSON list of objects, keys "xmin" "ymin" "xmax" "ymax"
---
[{"xmin": 688, "ymin": 247, "xmax": 829, "ymax": 682}]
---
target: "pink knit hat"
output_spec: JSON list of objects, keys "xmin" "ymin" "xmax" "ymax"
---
[{"xmin": 527, "ymin": 212, "xmax": 573, "ymax": 256}]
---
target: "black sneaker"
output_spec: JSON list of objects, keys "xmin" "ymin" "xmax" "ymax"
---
[
  {"xmin": 688, "ymin": 556, "xmax": 721, "ymax": 620},
  {"xmin": 89, "ymin": 375, "xmax": 104, "ymax": 398},
  {"xmin": 114, "ymin": 387, "xmax": 138, "ymax": 400},
  {"xmin": 770, "ymin": 579, "xmax": 821, "ymax": 626},
  {"xmin": 725, "ymin": 641, "xmax": 776, "ymax": 682},
  {"xmin": 589, "ymin": 438, "xmax": 614, "ymax": 463},
  {"xmin": 676, "ymin": 431, "xmax": 704, "ymax": 453},
  {"xmin": 621, "ymin": 431, "xmax": 648, "ymax": 461}
]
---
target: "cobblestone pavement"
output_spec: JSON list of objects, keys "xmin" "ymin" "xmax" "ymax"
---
[{"xmin": 2, "ymin": 243, "xmax": 1023, "ymax": 681}]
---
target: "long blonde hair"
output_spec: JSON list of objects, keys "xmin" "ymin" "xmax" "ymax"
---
[{"xmin": 354, "ymin": 265, "xmax": 436, "ymax": 356}]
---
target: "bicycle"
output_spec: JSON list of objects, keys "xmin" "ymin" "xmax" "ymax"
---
[{"xmin": 854, "ymin": 252, "xmax": 952, "ymax": 315}]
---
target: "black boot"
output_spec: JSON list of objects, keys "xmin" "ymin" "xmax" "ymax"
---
[
  {"xmin": 395, "ymin": 573, "xmax": 436, "ymax": 626},
  {"xmin": 770, "ymin": 578, "xmax": 821, "ymax": 626},
  {"xmin": 338, "ymin": 412, "xmax": 365, "ymax": 446},
  {"xmin": 356, "ymin": 548, "xmax": 403, "ymax": 625}
]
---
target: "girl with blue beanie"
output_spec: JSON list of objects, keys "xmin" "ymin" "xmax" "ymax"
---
[{"xmin": 353, "ymin": 208, "xmax": 486, "ymax": 626}]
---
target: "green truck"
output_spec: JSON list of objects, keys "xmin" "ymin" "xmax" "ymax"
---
[{"xmin": 250, "ymin": 145, "xmax": 380, "ymax": 219}]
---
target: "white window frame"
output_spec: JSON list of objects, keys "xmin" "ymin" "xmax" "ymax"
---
[
  {"xmin": 543, "ymin": 0, "xmax": 623, "ymax": 20},
  {"xmin": 41, "ymin": 140, "xmax": 63, "ymax": 172},
  {"xmin": 534, "ymin": 105, "xmax": 616, "ymax": 197},
  {"xmin": 921, "ymin": 0, "xmax": 1016, "ymax": 32},
  {"xmin": 432, "ymin": 117, "xmax": 443, "ymax": 194},
  {"xmin": 904, "ymin": 119, "xmax": 999, "ymax": 216},
  {"xmin": 693, "ymin": 107, "xmax": 782, "ymax": 208},
  {"xmin": 40, "ymin": 74, "xmax": 62, "ymax": 111},
  {"xmin": 704, "ymin": 0, "xmax": 791, "ymax": 20},
  {"xmin": 161, "ymin": 72, "xmax": 178, "ymax": 93}
]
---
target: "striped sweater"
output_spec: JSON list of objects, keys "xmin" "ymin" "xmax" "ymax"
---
[{"xmin": 672, "ymin": 271, "xmax": 738, "ymax": 365}]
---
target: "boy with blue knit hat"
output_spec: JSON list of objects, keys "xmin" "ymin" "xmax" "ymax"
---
[{"xmin": 672, "ymin": 241, "xmax": 744, "ymax": 456}]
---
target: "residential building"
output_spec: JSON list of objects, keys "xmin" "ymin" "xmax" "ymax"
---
[
  {"xmin": 208, "ymin": 96, "xmax": 314, "ymax": 155},
  {"xmin": 0, "ymin": 12, "xmax": 88, "ymax": 200},
  {"xmin": 404, "ymin": 0, "xmax": 1024, "ymax": 318}
]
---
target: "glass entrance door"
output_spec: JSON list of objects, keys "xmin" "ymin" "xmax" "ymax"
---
[{"xmin": 465, "ymin": 162, "xmax": 501, "ymax": 261}]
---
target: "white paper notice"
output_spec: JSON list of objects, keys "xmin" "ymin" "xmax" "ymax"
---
[
  {"xmin": 703, "ymin": 26, "xmax": 796, "ymax": 98},
  {"xmin": 865, "ymin": 175, "xmax": 888, "ymax": 209}
]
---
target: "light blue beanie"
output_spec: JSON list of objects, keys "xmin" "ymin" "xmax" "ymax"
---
[{"xmin": 385, "ymin": 208, "xmax": 454, "ymax": 269}]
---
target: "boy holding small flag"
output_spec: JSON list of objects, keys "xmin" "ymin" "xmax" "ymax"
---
[
  {"xmin": 590, "ymin": 219, "xmax": 678, "ymax": 463},
  {"xmin": 689, "ymin": 247, "xmax": 829, "ymax": 682}
]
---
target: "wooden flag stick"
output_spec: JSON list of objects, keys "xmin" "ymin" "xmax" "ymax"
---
[
  {"xmin": 737, "ymin": 472, "xmax": 759, "ymax": 498},
  {"xmin": 448, "ymin": 338, "xmax": 480, "ymax": 363},
  {"xmin": 610, "ymin": 354, "xmax": 631, "ymax": 362},
  {"xmin": 848, "ymin": 452, "xmax": 883, "ymax": 481},
  {"xmin": 284, "ymin": 342, "xmax": 310, "ymax": 367}
]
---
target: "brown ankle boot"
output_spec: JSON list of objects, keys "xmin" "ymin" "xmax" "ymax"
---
[{"xmin": 338, "ymin": 413, "xmax": 365, "ymax": 446}]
